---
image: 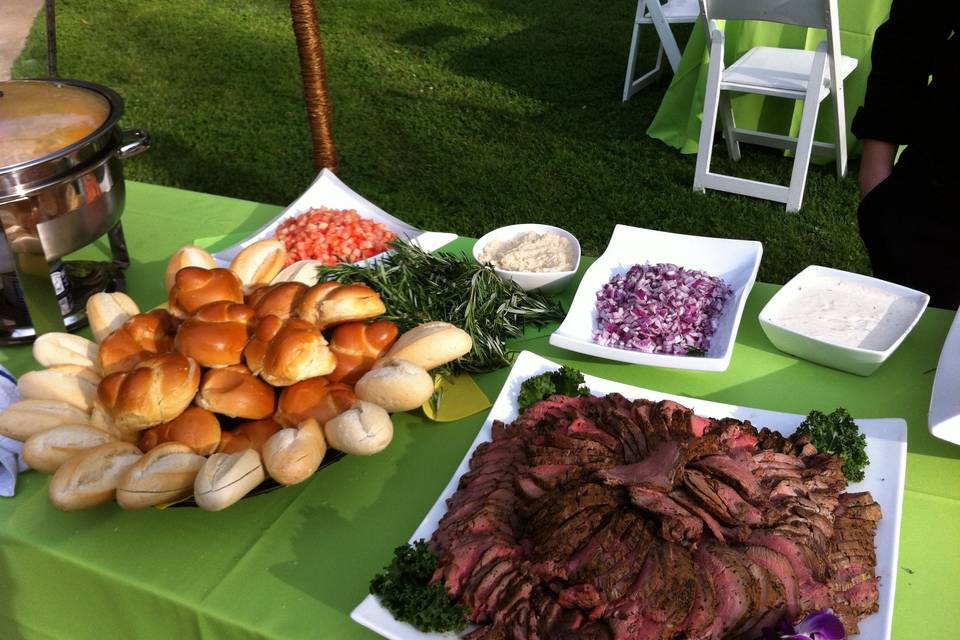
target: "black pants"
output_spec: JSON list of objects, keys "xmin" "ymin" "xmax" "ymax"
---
[{"xmin": 857, "ymin": 155, "xmax": 958, "ymax": 310}]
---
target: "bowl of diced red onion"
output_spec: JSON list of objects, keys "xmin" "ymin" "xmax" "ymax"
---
[{"xmin": 549, "ymin": 225, "xmax": 762, "ymax": 372}]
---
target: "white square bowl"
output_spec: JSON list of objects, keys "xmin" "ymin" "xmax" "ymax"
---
[
  {"xmin": 210, "ymin": 169, "xmax": 457, "ymax": 266},
  {"xmin": 548, "ymin": 224, "xmax": 763, "ymax": 372},
  {"xmin": 929, "ymin": 310, "xmax": 960, "ymax": 445},
  {"xmin": 471, "ymin": 223, "xmax": 582, "ymax": 294},
  {"xmin": 758, "ymin": 266, "xmax": 929, "ymax": 377}
]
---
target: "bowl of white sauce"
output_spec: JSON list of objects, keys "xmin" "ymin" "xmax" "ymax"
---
[
  {"xmin": 758, "ymin": 265, "xmax": 929, "ymax": 376},
  {"xmin": 473, "ymin": 224, "xmax": 581, "ymax": 293}
]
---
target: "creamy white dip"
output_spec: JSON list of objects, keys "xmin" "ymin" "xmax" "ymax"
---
[
  {"xmin": 479, "ymin": 232, "xmax": 575, "ymax": 273},
  {"xmin": 772, "ymin": 277, "xmax": 922, "ymax": 350}
]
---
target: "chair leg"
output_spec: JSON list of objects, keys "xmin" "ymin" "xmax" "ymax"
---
[
  {"xmin": 622, "ymin": 22, "xmax": 643, "ymax": 101},
  {"xmin": 719, "ymin": 93, "xmax": 741, "ymax": 162},
  {"xmin": 832, "ymin": 81, "xmax": 848, "ymax": 179},
  {"xmin": 694, "ymin": 86, "xmax": 723, "ymax": 194},
  {"xmin": 786, "ymin": 85, "xmax": 827, "ymax": 212}
]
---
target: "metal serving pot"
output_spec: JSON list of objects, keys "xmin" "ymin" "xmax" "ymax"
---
[{"xmin": 0, "ymin": 78, "xmax": 149, "ymax": 338}]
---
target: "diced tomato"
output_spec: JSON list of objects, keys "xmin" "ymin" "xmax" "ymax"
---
[{"xmin": 274, "ymin": 207, "xmax": 396, "ymax": 266}]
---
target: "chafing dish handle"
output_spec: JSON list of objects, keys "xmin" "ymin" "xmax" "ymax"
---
[{"xmin": 117, "ymin": 129, "xmax": 151, "ymax": 160}]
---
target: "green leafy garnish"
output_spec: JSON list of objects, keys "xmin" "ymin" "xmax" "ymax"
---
[
  {"xmin": 370, "ymin": 539, "xmax": 469, "ymax": 633},
  {"xmin": 518, "ymin": 366, "xmax": 590, "ymax": 410},
  {"xmin": 316, "ymin": 240, "xmax": 565, "ymax": 373},
  {"xmin": 796, "ymin": 408, "xmax": 868, "ymax": 482}
]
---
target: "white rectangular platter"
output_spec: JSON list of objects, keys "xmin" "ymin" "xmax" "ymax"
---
[
  {"xmin": 211, "ymin": 169, "xmax": 457, "ymax": 265},
  {"xmin": 929, "ymin": 310, "xmax": 960, "ymax": 445},
  {"xmin": 549, "ymin": 224, "xmax": 762, "ymax": 372},
  {"xmin": 352, "ymin": 350, "xmax": 906, "ymax": 640}
]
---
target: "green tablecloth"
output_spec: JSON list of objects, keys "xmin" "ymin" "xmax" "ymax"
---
[
  {"xmin": 1, "ymin": 181, "xmax": 958, "ymax": 639},
  {"xmin": 647, "ymin": 2, "xmax": 893, "ymax": 155}
]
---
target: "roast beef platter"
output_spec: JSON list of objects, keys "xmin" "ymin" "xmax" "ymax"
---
[{"xmin": 352, "ymin": 351, "xmax": 907, "ymax": 640}]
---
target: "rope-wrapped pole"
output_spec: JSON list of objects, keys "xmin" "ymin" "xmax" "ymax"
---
[{"xmin": 290, "ymin": 0, "xmax": 338, "ymax": 174}]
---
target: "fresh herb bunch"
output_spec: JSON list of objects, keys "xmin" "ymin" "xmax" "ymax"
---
[
  {"xmin": 369, "ymin": 539, "xmax": 470, "ymax": 633},
  {"xmin": 518, "ymin": 366, "xmax": 591, "ymax": 410},
  {"xmin": 796, "ymin": 408, "xmax": 869, "ymax": 482},
  {"xmin": 316, "ymin": 240, "xmax": 565, "ymax": 373}
]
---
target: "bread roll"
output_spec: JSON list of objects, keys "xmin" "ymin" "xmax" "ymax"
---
[
  {"xmin": 0, "ymin": 399, "xmax": 90, "ymax": 441},
  {"xmin": 98, "ymin": 309, "xmax": 178, "ymax": 375},
  {"xmin": 271, "ymin": 259, "xmax": 324, "ymax": 286},
  {"xmin": 327, "ymin": 320, "xmax": 399, "ymax": 384},
  {"xmin": 298, "ymin": 282, "xmax": 385, "ymax": 328},
  {"xmin": 90, "ymin": 401, "xmax": 139, "ymax": 443},
  {"xmin": 246, "ymin": 281, "xmax": 308, "ymax": 320},
  {"xmin": 196, "ymin": 365, "xmax": 275, "ymax": 419},
  {"xmin": 243, "ymin": 316, "xmax": 335, "ymax": 386},
  {"xmin": 165, "ymin": 245, "xmax": 216, "ymax": 294},
  {"xmin": 174, "ymin": 301, "xmax": 256, "ymax": 368},
  {"xmin": 48, "ymin": 441, "xmax": 143, "ymax": 511},
  {"xmin": 216, "ymin": 419, "xmax": 281, "ymax": 454},
  {"xmin": 355, "ymin": 358, "xmax": 434, "ymax": 412},
  {"xmin": 262, "ymin": 418, "xmax": 327, "ymax": 485},
  {"xmin": 275, "ymin": 377, "xmax": 356, "ymax": 428},
  {"xmin": 323, "ymin": 401, "xmax": 393, "ymax": 455},
  {"xmin": 138, "ymin": 407, "xmax": 221, "ymax": 455},
  {"xmin": 380, "ymin": 321, "xmax": 473, "ymax": 371},
  {"xmin": 229, "ymin": 239, "xmax": 287, "ymax": 293},
  {"xmin": 116, "ymin": 442, "xmax": 206, "ymax": 509},
  {"xmin": 17, "ymin": 368, "xmax": 98, "ymax": 411},
  {"xmin": 86, "ymin": 292, "xmax": 140, "ymax": 343},
  {"xmin": 48, "ymin": 364, "xmax": 101, "ymax": 385},
  {"xmin": 97, "ymin": 353, "xmax": 201, "ymax": 431},
  {"xmin": 194, "ymin": 449, "xmax": 266, "ymax": 511},
  {"xmin": 168, "ymin": 267, "xmax": 244, "ymax": 318},
  {"xmin": 22, "ymin": 424, "xmax": 116, "ymax": 474},
  {"xmin": 33, "ymin": 332, "xmax": 99, "ymax": 370}
]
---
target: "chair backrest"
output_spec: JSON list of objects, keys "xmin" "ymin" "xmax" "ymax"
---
[{"xmin": 699, "ymin": 0, "xmax": 834, "ymax": 30}]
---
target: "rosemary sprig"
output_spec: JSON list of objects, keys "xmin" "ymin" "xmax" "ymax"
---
[{"xmin": 316, "ymin": 240, "xmax": 565, "ymax": 373}]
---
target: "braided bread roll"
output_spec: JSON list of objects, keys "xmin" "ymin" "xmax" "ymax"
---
[
  {"xmin": 297, "ymin": 282, "xmax": 385, "ymax": 329},
  {"xmin": 97, "ymin": 353, "xmax": 201, "ymax": 431},
  {"xmin": 243, "ymin": 316, "xmax": 335, "ymax": 386},
  {"xmin": 138, "ymin": 407, "xmax": 222, "ymax": 456},
  {"xmin": 327, "ymin": 320, "xmax": 399, "ymax": 384},
  {"xmin": 195, "ymin": 364, "xmax": 276, "ymax": 420},
  {"xmin": 174, "ymin": 301, "xmax": 256, "ymax": 368},
  {"xmin": 98, "ymin": 309, "xmax": 179, "ymax": 375},
  {"xmin": 168, "ymin": 267, "xmax": 244, "ymax": 318},
  {"xmin": 246, "ymin": 281, "xmax": 309, "ymax": 320},
  {"xmin": 275, "ymin": 376, "xmax": 357, "ymax": 428}
]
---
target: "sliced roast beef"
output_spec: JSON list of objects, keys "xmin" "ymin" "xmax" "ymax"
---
[
  {"xmin": 627, "ymin": 486, "xmax": 703, "ymax": 543},
  {"xmin": 597, "ymin": 440, "xmax": 682, "ymax": 491},
  {"xmin": 692, "ymin": 454, "xmax": 763, "ymax": 502}
]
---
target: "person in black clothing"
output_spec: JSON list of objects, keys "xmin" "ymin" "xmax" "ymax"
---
[{"xmin": 852, "ymin": 0, "xmax": 960, "ymax": 309}]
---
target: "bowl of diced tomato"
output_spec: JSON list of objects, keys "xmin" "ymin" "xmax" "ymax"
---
[{"xmin": 274, "ymin": 207, "xmax": 396, "ymax": 266}]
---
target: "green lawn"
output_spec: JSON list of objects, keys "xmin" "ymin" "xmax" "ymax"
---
[{"xmin": 14, "ymin": 0, "xmax": 869, "ymax": 284}]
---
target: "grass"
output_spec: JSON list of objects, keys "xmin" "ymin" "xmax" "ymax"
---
[{"xmin": 14, "ymin": 0, "xmax": 869, "ymax": 284}]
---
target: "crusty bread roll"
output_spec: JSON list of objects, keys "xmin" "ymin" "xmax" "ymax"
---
[
  {"xmin": 22, "ymin": 424, "xmax": 116, "ymax": 474},
  {"xmin": 168, "ymin": 267, "xmax": 244, "ymax": 318},
  {"xmin": 380, "ymin": 321, "xmax": 473, "ymax": 371},
  {"xmin": 97, "ymin": 353, "xmax": 201, "ymax": 431},
  {"xmin": 174, "ymin": 301, "xmax": 256, "ymax": 368},
  {"xmin": 98, "ymin": 309, "xmax": 178, "ymax": 375},
  {"xmin": 33, "ymin": 332, "xmax": 99, "ymax": 370},
  {"xmin": 90, "ymin": 401, "xmax": 139, "ymax": 443},
  {"xmin": 229, "ymin": 239, "xmax": 287, "ymax": 293},
  {"xmin": 323, "ymin": 401, "xmax": 393, "ymax": 455},
  {"xmin": 86, "ymin": 291, "xmax": 140, "ymax": 343},
  {"xmin": 0, "ymin": 399, "xmax": 90, "ymax": 441},
  {"xmin": 48, "ymin": 364, "xmax": 101, "ymax": 385},
  {"xmin": 48, "ymin": 441, "xmax": 143, "ymax": 511},
  {"xmin": 194, "ymin": 449, "xmax": 266, "ymax": 512},
  {"xmin": 355, "ymin": 358, "xmax": 434, "ymax": 412},
  {"xmin": 327, "ymin": 320, "xmax": 398, "ymax": 384},
  {"xmin": 164, "ymin": 245, "xmax": 217, "ymax": 294},
  {"xmin": 138, "ymin": 406, "xmax": 221, "ymax": 455},
  {"xmin": 116, "ymin": 442, "xmax": 206, "ymax": 509},
  {"xmin": 195, "ymin": 365, "xmax": 275, "ymax": 419},
  {"xmin": 243, "ymin": 316, "xmax": 335, "ymax": 386},
  {"xmin": 246, "ymin": 281, "xmax": 308, "ymax": 320},
  {"xmin": 262, "ymin": 418, "xmax": 327, "ymax": 485},
  {"xmin": 298, "ymin": 282, "xmax": 385, "ymax": 329},
  {"xmin": 275, "ymin": 377, "xmax": 356, "ymax": 428},
  {"xmin": 271, "ymin": 259, "xmax": 324, "ymax": 286},
  {"xmin": 17, "ymin": 368, "xmax": 99, "ymax": 411},
  {"xmin": 216, "ymin": 419, "xmax": 281, "ymax": 454}
]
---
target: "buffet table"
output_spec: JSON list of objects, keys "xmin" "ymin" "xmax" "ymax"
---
[{"xmin": 0, "ymin": 181, "xmax": 958, "ymax": 639}]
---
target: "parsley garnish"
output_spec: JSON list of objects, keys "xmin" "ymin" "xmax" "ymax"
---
[
  {"xmin": 796, "ymin": 408, "xmax": 869, "ymax": 482},
  {"xmin": 518, "ymin": 366, "xmax": 590, "ymax": 410}
]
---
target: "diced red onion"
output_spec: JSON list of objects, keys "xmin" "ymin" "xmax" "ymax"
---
[{"xmin": 592, "ymin": 263, "xmax": 732, "ymax": 355}]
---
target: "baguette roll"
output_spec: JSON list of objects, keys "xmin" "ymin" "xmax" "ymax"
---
[
  {"xmin": 327, "ymin": 320, "xmax": 399, "ymax": 384},
  {"xmin": 48, "ymin": 364, "xmax": 101, "ymax": 386},
  {"xmin": 97, "ymin": 353, "xmax": 201, "ymax": 431},
  {"xmin": 355, "ymin": 358, "xmax": 433, "ymax": 413},
  {"xmin": 86, "ymin": 292, "xmax": 140, "ymax": 343},
  {"xmin": 164, "ymin": 245, "xmax": 217, "ymax": 294},
  {"xmin": 138, "ymin": 407, "xmax": 221, "ymax": 455},
  {"xmin": 116, "ymin": 442, "xmax": 206, "ymax": 509},
  {"xmin": 90, "ymin": 402, "xmax": 139, "ymax": 443},
  {"xmin": 195, "ymin": 365, "xmax": 276, "ymax": 420},
  {"xmin": 194, "ymin": 449, "xmax": 266, "ymax": 512},
  {"xmin": 275, "ymin": 377, "xmax": 356, "ymax": 428},
  {"xmin": 270, "ymin": 259, "xmax": 324, "ymax": 286},
  {"xmin": 0, "ymin": 399, "xmax": 90, "ymax": 441},
  {"xmin": 323, "ymin": 401, "xmax": 393, "ymax": 456},
  {"xmin": 17, "ymin": 368, "xmax": 99, "ymax": 411},
  {"xmin": 262, "ymin": 418, "xmax": 327, "ymax": 485},
  {"xmin": 228, "ymin": 239, "xmax": 287, "ymax": 293},
  {"xmin": 22, "ymin": 425, "xmax": 117, "ymax": 474},
  {"xmin": 216, "ymin": 418, "xmax": 281, "ymax": 454},
  {"xmin": 48, "ymin": 441, "xmax": 143, "ymax": 511},
  {"xmin": 33, "ymin": 332, "xmax": 99, "ymax": 370},
  {"xmin": 243, "ymin": 316, "xmax": 335, "ymax": 386},
  {"xmin": 380, "ymin": 321, "xmax": 473, "ymax": 371}
]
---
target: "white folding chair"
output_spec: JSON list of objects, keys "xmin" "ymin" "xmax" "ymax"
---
[
  {"xmin": 692, "ymin": 0, "xmax": 858, "ymax": 212},
  {"xmin": 622, "ymin": 0, "xmax": 701, "ymax": 101}
]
